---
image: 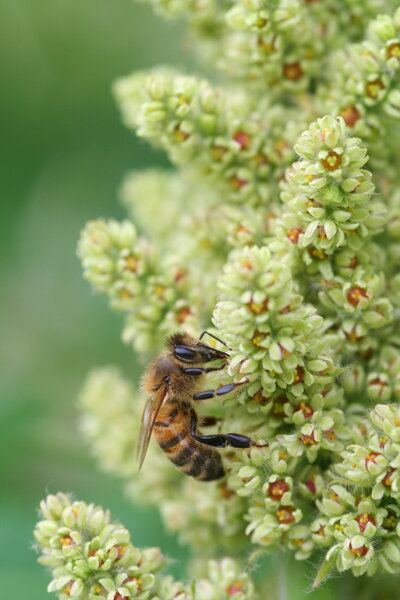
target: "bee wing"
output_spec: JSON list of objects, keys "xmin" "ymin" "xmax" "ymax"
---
[{"xmin": 137, "ymin": 387, "xmax": 167, "ymax": 471}]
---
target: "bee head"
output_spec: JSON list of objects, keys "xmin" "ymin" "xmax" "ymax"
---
[{"xmin": 168, "ymin": 331, "xmax": 229, "ymax": 364}]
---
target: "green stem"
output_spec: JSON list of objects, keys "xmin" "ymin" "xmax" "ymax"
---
[{"xmin": 277, "ymin": 552, "xmax": 288, "ymax": 600}]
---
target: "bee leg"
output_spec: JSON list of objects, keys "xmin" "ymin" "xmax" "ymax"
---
[
  {"xmin": 192, "ymin": 432, "xmax": 267, "ymax": 449},
  {"xmin": 193, "ymin": 379, "xmax": 248, "ymax": 401},
  {"xmin": 182, "ymin": 365, "xmax": 226, "ymax": 376},
  {"xmin": 201, "ymin": 416, "xmax": 222, "ymax": 427},
  {"xmin": 199, "ymin": 330, "xmax": 231, "ymax": 350},
  {"xmin": 190, "ymin": 412, "xmax": 221, "ymax": 431}
]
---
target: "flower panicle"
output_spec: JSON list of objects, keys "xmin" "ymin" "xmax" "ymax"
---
[
  {"xmin": 34, "ymin": 493, "xmax": 258, "ymax": 600},
  {"xmin": 114, "ymin": 69, "xmax": 303, "ymax": 205},
  {"xmin": 77, "ymin": 218, "xmax": 200, "ymax": 352},
  {"xmin": 72, "ymin": 2, "xmax": 400, "ymax": 593}
]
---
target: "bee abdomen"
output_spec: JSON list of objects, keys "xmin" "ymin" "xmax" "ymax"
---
[
  {"xmin": 153, "ymin": 401, "xmax": 225, "ymax": 481},
  {"xmin": 194, "ymin": 450, "xmax": 225, "ymax": 481},
  {"xmin": 197, "ymin": 455, "xmax": 225, "ymax": 481},
  {"xmin": 168, "ymin": 442, "xmax": 225, "ymax": 481},
  {"xmin": 154, "ymin": 407, "xmax": 178, "ymax": 428},
  {"xmin": 159, "ymin": 432, "xmax": 186, "ymax": 450}
]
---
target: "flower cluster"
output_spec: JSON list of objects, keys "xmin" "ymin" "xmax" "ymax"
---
[
  {"xmin": 36, "ymin": 2, "xmax": 400, "ymax": 597},
  {"xmin": 77, "ymin": 218, "xmax": 199, "ymax": 352},
  {"xmin": 114, "ymin": 69, "xmax": 302, "ymax": 205},
  {"xmin": 223, "ymin": 0, "xmax": 320, "ymax": 94},
  {"xmin": 213, "ymin": 245, "xmax": 335, "ymax": 399},
  {"xmin": 281, "ymin": 115, "xmax": 379, "ymax": 256},
  {"xmin": 34, "ymin": 493, "xmax": 257, "ymax": 600},
  {"xmin": 275, "ymin": 115, "xmax": 393, "ymax": 381},
  {"xmin": 79, "ymin": 367, "xmax": 142, "ymax": 479},
  {"xmin": 326, "ymin": 8, "xmax": 400, "ymax": 119},
  {"xmin": 320, "ymin": 7, "xmax": 400, "ymax": 180},
  {"xmin": 313, "ymin": 402, "xmax": 400, "ymax": 580},
  {"xmin": 34, "ymin": 493, "xmax": 165, "ymax": 600}
]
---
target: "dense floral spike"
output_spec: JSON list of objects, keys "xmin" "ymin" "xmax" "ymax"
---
[
  {"xmin": 275, "ymin": 116, "xmax": 393, "ymax": 376},
  {"xmin": 34, "ymin": 494, "xmax": 257, "ymax": 600},
  {"xmin": 77, "ymin": 219, "xmax": 199, "ymax": 351},
  {"xmin": 281, "ymin": 115, "xmax": 381, "ymax": 256},
  {"xmin": 213, "ymin": 245, "xmax": 336, "ymax": 400},
  {"xmin": 34, "ymin": 493, "xmax": 165, "ymax": 600},
  {"xmin": 223, "ymin": 0, "xmax": 322, "ymax": 95},
  {"xmin": 78, "ymin": 219, "xmax": 148, "ymax": 305},
  {"xmin": 137, "ymin": 0, "xmax": 228, "ymax": 44},
  {"xmin": 311, "ymin": 403, "xmax": 400, "ymax": 583},
  {"xmin": 320, "ymin": 8, "xmax": 400, "ymax": 181},
  {"xmin": 79, "ymin": 367, "xmax": 141, "ymax": 478},
  {"xmin": 70, "ymin": 2, "xmax": 400, "ymax": 595},
  {"xmin": 114, "ymin": 69, "xmax": 303, "ymax": 204}
]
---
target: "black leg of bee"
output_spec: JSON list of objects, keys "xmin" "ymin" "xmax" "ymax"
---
[
  {"xmin": 199, "ymin": 331, "xmax": 231, "ymax": 350},
  {"xmin": 201, "ymin": 416, "xmax": 222, "ymax": 427},
  {"xmin": 182, "ymin": 365, "xmax": 226, "ymax": 377},
  {"xmin": 193, "ymin": 380, "xmax": 248, "ymax": 401},
  {"xmin": 192, "ymin": 432, "xmax": 265, "ymax": 449}
]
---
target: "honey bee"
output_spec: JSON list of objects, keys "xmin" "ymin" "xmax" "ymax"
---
[{"xmin": 137, "ymin": 331, "xmax": 265, "ymax": 481}]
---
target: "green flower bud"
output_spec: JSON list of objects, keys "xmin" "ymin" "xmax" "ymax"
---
[
  {"xmin": 195, "ymin": 558, "xmax": 258, "ymax": 600},
  {"xmin": 286, "ymin": 525, "xmax": 314, "ymax": 560},
  {"xmin": 336, "ymin": 445, "xmax": 388, "ymax": 484},
  {"xmin": 310, "ymin": 517, "xmax": 333, "ymax": 547},
  {"xmin": 337, "ymin": 536, "xmax": 375, "ymax": 575},
  {"xmin": 367, "ymin": 373, "xmax": 391, "ymax": 401},
  {"xmin": 371, "ymin": 403, "xmax": 400, "ymax": 442}
]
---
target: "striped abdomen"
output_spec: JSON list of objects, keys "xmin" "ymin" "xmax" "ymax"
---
[{"xmin": 153, "ymin": 399, "xmax": 225, "ymax": 481}]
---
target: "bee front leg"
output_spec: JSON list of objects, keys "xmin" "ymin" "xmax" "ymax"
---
[
  {"xmin": 182, "ymin": 365, "xmax": 226, "ymax": 376},
  {"xmin": 192, "ymin": 432, "xmax": 267, "ymax": 449}
]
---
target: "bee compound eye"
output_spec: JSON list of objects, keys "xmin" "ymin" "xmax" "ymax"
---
[{"xmin": 173, "ymin": 345, "xmax": 199, "ymax": 362}]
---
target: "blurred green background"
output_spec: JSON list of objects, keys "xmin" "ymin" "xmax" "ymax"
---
[
  {"xmin": 0, "ymin": 0, "xmax": 188, "ymax": 596},
  {"xmin": 0, "ymin": 1, "xmax": 358, "ymax": 598}
]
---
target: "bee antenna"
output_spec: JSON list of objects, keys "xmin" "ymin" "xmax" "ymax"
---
[{"xmin": 199, "ymin": 330, "xmax": 231, "ymax": 351}]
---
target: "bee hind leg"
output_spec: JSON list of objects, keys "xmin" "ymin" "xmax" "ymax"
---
[{"xmin": 192, "ymin": 432, "xmax": 267, "ymax": 449}]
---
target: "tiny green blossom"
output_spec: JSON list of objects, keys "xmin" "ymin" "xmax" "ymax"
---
[
  {"xmin": 195, "ymin": 558, "xmax": 257, "ymax": 600},
  {"xmin": 246, "ymin": 495, "xmax": 303, "ymax": 546},
  {"xmin": 371, "ymin": 403, "xmax": 400, "ymax": 441}
]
